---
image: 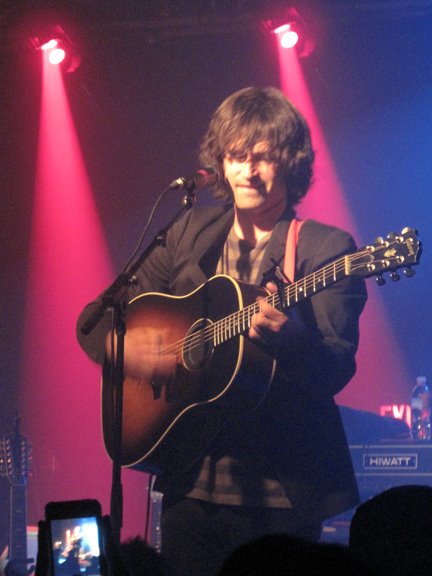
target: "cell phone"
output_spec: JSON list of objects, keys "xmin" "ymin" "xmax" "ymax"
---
[{"xmin": 45, "ymin": 499, "xmax": 105, "ymax": 576}]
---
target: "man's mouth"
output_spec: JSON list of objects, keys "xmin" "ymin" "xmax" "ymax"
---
[{"xmin": 237, "ymin": 182, "xmax": 263, "ymax": 192}]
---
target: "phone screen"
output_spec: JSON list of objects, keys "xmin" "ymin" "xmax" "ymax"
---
[{"xmin": 49, "ymin": 515, "xmax": 102, "ymax": 576}]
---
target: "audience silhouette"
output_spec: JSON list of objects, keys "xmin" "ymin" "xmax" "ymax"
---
[
  {"xmin": 216, "ymin": 533, "xmax": 377, "ymax": 575},
  {"xmin": 349, "ymin": 484, "xmax": 432, "ymax": 576},
  {"xmin": 119, "ymin": 537, "xmax": 165, "ymax": 576},
  {"xmin": 35, "ymin": 487, "xmax": 432, "ymax": 576}
]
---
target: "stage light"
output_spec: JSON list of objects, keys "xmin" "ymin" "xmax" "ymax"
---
[
  {"xmin": 41, "ymin": 39, "xmax": 67, "ymax": 65},
  {"xmin": 266, "ymin": 11, "xmax": 315, "ymax": 59},
  {"xmin": 273, "ymin": 23, "xmax": 299, "ymax": 50},
  {"xmin": 35, "ymin": 26, "xmax": 81, "ymax": 73}
]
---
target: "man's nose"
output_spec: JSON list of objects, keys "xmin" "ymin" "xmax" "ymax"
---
[{"xmin": 241, "ymin": 159, "xmax": 258, "ymax": 178}]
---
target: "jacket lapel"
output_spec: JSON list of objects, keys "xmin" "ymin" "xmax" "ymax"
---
[{"xmin": 256, "ymin": 212, "xmax": 295, "ymax": 286}]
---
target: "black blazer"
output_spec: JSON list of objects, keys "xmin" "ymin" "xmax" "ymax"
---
[{"xmin": 77, "ymin": 204, "xmax": 367, "ymax": 521}]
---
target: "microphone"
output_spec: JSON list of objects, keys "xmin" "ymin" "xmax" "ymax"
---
[{"xmin": 169, "ymin": 167, "xmax": 219, "ymax": 191}]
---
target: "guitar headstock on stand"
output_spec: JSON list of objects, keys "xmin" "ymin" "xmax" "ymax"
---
[
  {"xmin": 2, "ymin": 416, "xmax": 31, "ymax": 488},
  {"xmin": 0, "ymin": 415, "xmax": 33, "ymax": 576}
]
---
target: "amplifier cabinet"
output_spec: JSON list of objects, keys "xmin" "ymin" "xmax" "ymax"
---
[
  {"xmin": 322, "ymin": 442, "xmax": 432, "ymax": 545},
  {"xmin": 350, "ymin": 441, "xmax": 432, "ymax": 499}
]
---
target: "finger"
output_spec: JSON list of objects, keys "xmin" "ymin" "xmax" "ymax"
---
[
  {"xmin": 249, "ymin": 324, "xmax": 264, "ymax": 342},
  {"xmin": 258, "ymin": 299, "xmax": 282, "ymax": 320},
  {"xmin": 264, "ymin": 281, "xmax": 278, "ymax": 293}
]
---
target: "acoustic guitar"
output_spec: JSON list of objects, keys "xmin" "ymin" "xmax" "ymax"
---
[{"xmin": 102, "ymin": 227, "xmax": 421, "ymax": 473}]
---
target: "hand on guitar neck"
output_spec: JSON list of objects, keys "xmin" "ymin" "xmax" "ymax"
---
[{"xmin": 249, "ymin": 281, "xmax": 305, "ymax": 348}]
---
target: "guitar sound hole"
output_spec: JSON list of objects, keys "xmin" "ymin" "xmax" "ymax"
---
[{"xmin": 182, "ymin": 318, "xmax": 214, "ymax": 371}]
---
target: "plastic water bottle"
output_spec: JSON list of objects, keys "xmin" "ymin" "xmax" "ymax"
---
[
  {"xmin": 149, "ymin": 490, "xmax": 163, "ymax": 552},
  {"xmin": 411, "ymin": 376, "xmax": 431, "ymax": 440}
]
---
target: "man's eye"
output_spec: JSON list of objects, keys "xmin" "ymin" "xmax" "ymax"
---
[
  {"xmin": 227, "ymin": 152, "xmax": 274, "ymax": 163},
  {"xmin": 260, "ymin": 154, "xmax": 276, "ymax": 163},
  {"xmin": 229, "ymin": 153, "xmax": 247, "ymax": 162}
]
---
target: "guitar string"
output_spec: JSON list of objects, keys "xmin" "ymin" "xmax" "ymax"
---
[
  {"xmin": 160, "ymin": 247, "xmax": 376, "ymax": 358},
  {"xmin": 162, "ymin": 247, "xmax": 379, "ymax": 358},
  {"xmin": 170, "ymin": 236, "xmax": 411, "ymax": 358},
  {"xmin": 175, "ymin": 257, "xmax": 348, "ymax": 356}
]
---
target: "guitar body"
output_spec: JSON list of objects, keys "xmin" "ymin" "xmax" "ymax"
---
[{"xmin": 102, "ymin": 275, "xmax": 276, "ymax": 472}]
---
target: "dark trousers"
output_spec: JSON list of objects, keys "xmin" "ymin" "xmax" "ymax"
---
[{"xmin": 160, "ymin": 498, "xmax": 322, "ymax": 576}]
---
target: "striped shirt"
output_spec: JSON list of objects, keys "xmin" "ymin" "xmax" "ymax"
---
[{"xmin": 187, "ymin": 226, "xmax": 292, "ymax": 508}]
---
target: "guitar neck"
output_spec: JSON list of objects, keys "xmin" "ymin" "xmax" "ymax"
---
[
  {"xmin": 2, "ymin": 417, "xmax": 31, "ymax": 575},
  {"xmin": 276, "ymin": 254, "xmax": 349, "ymax": 309},
  {"xmin": 9, "ymin": 483, "xmax": 27, "ymax": 565},
  {"xmin": 214, "ymin": 253, "xmax": 350, "ymax": 345}
]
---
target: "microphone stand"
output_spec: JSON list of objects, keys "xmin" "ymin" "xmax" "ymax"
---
[{"xmin": 80, "ymin": 187, "xmax": 197, "ymax": 543}]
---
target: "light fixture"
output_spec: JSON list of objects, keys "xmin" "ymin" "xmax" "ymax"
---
[
  {"xmin": 33, "ymin": 26, "xmax": 81, "ymax": 73},
  {"xmin": 264, "ymin": 7, "xmax": 315, "ymax": 59},
  {"xmin": 41, "ymin": 38, "xmax": 67, "ymax": 65},
  {"xmin": 272, "ymin": 18, "xmax": 315, "ymax": 58},
  {"xmin": 272, "ymin": 22, "xmax": 300, "ymax": 50}
]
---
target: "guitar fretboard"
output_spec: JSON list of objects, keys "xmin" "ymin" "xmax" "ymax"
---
[
  {"xmin": 213, "ymin": 253, "xmax": 351, "ymax": 345},
  {"xmin": 9, "ymin": 484, "xmax": 27, "ymax": 565},
  {"xmin": 1, "ymin": 418, "xmax": 30, "ymax": 576}
]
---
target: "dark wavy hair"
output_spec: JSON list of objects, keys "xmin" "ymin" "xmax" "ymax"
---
[{"xmin": 199, "ymin": 86, "xmax": 315, "ymax": 206}]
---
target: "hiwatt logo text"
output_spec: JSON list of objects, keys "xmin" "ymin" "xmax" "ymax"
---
[{"xmin": 363, "ymin": 454, "xmax": 418, "ymax": 470}]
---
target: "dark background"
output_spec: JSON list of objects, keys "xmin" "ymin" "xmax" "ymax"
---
[{"xmin": 1, "ymin": 0, "xmax": 431, "ymax": 547}]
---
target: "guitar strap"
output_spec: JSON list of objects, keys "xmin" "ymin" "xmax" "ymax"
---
[{"xmin": 283, "ymin": 218, "xmax": 304, "ymax": 283}]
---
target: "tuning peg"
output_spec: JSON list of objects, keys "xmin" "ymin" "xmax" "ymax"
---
[
  {"xmin": 390, "ymin": 271, "xmax": 401, "ymax": 281},
  {"xmin": 375, "ymin": 275, "xmax": 386, "ymax": 286},
  {"xmin": 404, "ymin": 267, "xmax": 415, "ymax": 277},
  {"xmin": 386, "ymin": 232, "xmax": 396, "ymax": 240},
  {"xmin": 375, "ymin": 236, "xmax": 385, "ymax": 244}
]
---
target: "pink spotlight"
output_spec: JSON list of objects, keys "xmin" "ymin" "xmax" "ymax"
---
[
  {"xmin": 273, "ymin": 24, "xmax": 299, "ymax": 50},
  {"xmin": 40, "ymin": 38, "xmax": 69, "ymax": 67},
  {"xmin": 48, "ymin": 47, "xmax": 66, "ymax": 65},
  {"xmin": 20, "ymin": 45, "xmax": 146, "ymax": 540},
  {"xmin": 275, "ymin": 43, "xmax": 412, "ymax": 412},
  {"xmin": 40, "ymin": 39, "xmax": 58, "ymax": 51}
]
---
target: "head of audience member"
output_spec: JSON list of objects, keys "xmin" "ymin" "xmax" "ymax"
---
[
  {"xmin": 217, "ymin": 532, "xmax": 377, "ymax": 576},
  {"xmin": 349, "ymin": 484, "xmax": 432, "ymax": 576},
  {"xmin": 119, "ymin": 537, "xmax": 165, "ymax": 576}
]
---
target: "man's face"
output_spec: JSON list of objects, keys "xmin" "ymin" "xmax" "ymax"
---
[{"xmin": 223, "ymin": 141, "xmax": 286, "ymax": 213}]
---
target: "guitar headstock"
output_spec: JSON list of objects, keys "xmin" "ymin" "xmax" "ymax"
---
[
  {"xmin": 349, "ymin": 227, "xmax": 421, "ymax": 284},
  {"xmin": 1, "ymin": 416, "xmax": 31, "ymax": 486}
]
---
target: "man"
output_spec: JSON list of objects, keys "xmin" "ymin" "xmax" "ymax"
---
[{"xmin": 76, "ymin": 87, "xmax": 367, "ymax": 576}]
